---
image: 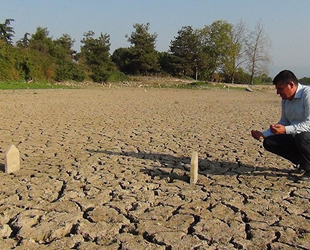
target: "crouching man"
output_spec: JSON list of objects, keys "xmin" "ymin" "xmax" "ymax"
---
[{"xmin": 251, "ymin": 70, "xmax": 310, "ymax": 180}]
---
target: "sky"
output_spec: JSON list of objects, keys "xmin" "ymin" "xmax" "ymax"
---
[{"xmin": 1, "ymin": 0, "xmax": 310, "ymax": 78}]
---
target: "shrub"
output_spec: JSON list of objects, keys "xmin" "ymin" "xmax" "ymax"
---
[{"xmin": 107, "ymin": 70, "xmax": 129, "ymax": 82}]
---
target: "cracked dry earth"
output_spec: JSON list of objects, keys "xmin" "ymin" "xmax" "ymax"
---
[{"xmin": 0, "ymin": 87, "xmax": 309, "ymax": 250}]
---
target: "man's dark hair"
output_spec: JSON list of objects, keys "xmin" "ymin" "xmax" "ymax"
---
[{"xmin": 273, "ymin": 70, "xmax": 298, "ymax": 85}]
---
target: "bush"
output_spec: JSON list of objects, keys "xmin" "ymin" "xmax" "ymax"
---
[
  {"xmin": 107, "ymin": 70, "xmax": 129, "ymax": 82},
  {"xmin": 299, "ymin": 77, "xmax": 310, "ymax": 85},
  {"xmin": 0, "ymin": 41, "xmax": 20, "ymax": 80},
  {"xmin": 54, "ymin": 61, "xmax": 86, "ymax": 82}
]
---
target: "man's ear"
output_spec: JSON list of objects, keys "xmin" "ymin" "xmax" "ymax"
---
[{"xmin": 288, "ymin": 81, "xmax": 295, "ymax": 89}]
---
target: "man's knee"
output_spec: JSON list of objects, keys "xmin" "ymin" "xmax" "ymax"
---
[
  {"xmin": 263, "ymin": 136, "xmax": 273, "ymax": 152},
  {"xmin": 263, "ymin": 134, "xmax": 294, "ymax": 153}
]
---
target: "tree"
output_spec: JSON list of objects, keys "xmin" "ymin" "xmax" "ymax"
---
[
  {"xmin": 200, "ymin": 20, "xmax": 233, "ymax": 81},
  {"xmin": 158, "ymin": 51, "xmax": 178, "ymax": 76},
  {"xmin": 52, "ymin": 34, "xmax": 85, "ymax": 81},
  {"xmin": 223, "ymin": 21, "xmax": 249, "ymax": 84},
  {"xmin": 0, "ymin": 19, "xmax": 15, "ymax": 44},
  {"xmin": 16, "ymin": 33, "xmax": 30, "ymax": 48},
  {"xmin": 26, "ymin": 27, "xmax": 56, "ymax": 80},
  {"xmin": 52, "ymin": 34, "xmax": 76, "ymax": 60},
  {"xmin": 126, "ymin": 23, "xmax": 159, "ymax": 75},
  {"xmin": 111, "ymin": 47, "xmax": 134, "ymax": 74},
  {"xmin": 245, "ymin": 20, "xmax": 271, "ymax": 85},
  {"xmin": 79, "ymin": 30, "xmax": 116, "ymax": 82},
  {"xmin": 169, "ymin": 26, "xmax": 204, "ymax": 79},
  {"xmin": 29, "ymin": 27, "xmax": 54, "ymax": 55}
]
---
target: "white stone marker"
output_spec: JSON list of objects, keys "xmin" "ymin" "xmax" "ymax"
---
[
  {"xmin": 190, "ymin": 151, "xmax": 198, "ymax": 185},
  {"xmin": 4, "ymin": 145, "xmax": 20, "ymax": 174}
]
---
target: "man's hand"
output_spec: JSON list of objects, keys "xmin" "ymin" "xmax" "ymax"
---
[
  {"xmin": 270, "ymin": 124, "xmax": 286, "ymax": 134},
  {"xmin": 251, "ymin": 130, "xmax": 264, "ymax": 140}
]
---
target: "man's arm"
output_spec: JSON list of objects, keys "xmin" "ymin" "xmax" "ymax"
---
[{"xmin": 285, "ymin": 89, "xmax": 310, "ymax": 134}]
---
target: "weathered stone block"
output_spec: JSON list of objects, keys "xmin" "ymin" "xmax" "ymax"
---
[
  {"xmin": 190, "ymin": 151, "xmax": 198, "ymax": 185},
  {"xmin": 4, "ymin": 145, "xmax": 20, "ymax": 174}
]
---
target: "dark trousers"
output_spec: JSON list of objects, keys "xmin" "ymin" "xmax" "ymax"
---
[{"xmin": 263, "ymin": 133, "xmax": 310, "ymax": 171}]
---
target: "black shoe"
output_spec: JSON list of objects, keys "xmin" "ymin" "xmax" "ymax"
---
[{"xmin": 300, "ymin": 160, "xmax": 310, "ymax": 171}]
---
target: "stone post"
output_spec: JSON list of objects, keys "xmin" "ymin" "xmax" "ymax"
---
[
  {"xmin": 4, "ymin": 145, "xmax": 20, "ymax": 174},
  {"xmin": 190, "ymin": 151, "xmax": 198, "ymax": 185}
]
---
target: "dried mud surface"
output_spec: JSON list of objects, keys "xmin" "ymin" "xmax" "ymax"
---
[{"xmin": 0, "ymin": 87, "xmax": 309, "ymax": 249}]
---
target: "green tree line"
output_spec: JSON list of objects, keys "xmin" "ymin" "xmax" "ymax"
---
[{"xmin": 0, "ymin": 19, "xmax": 272, "ymax": 84}]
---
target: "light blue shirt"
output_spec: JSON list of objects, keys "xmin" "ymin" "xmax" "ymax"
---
[{"xmin": 263, "ymin": 83, "xmax": 310, "ymax": 137}]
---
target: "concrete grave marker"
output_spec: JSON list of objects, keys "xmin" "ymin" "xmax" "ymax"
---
[
  {"xmin": 190, "ymin": 151, "xmax": 198, "ymax": 185},
  {"xmin": 4, "ymin": 145, "xmax": 20, "ymax": 173}
]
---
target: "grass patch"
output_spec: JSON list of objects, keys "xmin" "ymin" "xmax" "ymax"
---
[
  {"xmin": 156, "ymin": 81, "xmax": 247, "ymax": 90},
  {"xmin": 0, "ymin": 81, "xmax": 80, "ymax": 90}
]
